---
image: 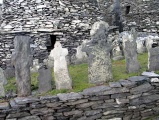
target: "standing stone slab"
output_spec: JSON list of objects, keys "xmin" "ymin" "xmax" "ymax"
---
[
  {"xmin": 12, "ymin": 35, "xmax": 32, "ymax": 97},
  {"xmin": 122, "ymin": 30, "xmax": 140, "ymax": 73},
  {"xmin": 0, "ymin": 67, "xmax": 7, "ymax": 85},
  {"xmin": 38, "ymin": 66, "xmax": 53, "ymax": 93},
  {"xmin": 0, "ymin": 82, "xmax": 5, "ymax": 97},
  {"xmin": 49, "ymin": 41, "xmax": 72, "ymax": 90},
  {"xmin": 84, "ymin": 21, "xmax": 112, "ymax": 84},
  {"xmin": 148, "ymin": 47, "xmax": 159, "ymax": 71}
]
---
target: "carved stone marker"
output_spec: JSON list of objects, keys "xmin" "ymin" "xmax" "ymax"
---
[
  {"xmin": 12, "ymin": 35, "xmax": 32, "ymax": 97},
  {"xmin": 84, "ymin": 21, "xmax": 112, "ymax": 84},
  {"xmin": 148, "ymin": 47, "xmax": 159, "ymax": 71},
  {"xmin": 49, "ymin": 41, "xmax": 72, "ymax": 90},
  {"xmin": 38, "ymin": 66, "xmax": 53, "ymax": 93},
  {"xmin": 0, "ymin": 67, "xmax": 7, "ymax": 85},
  {"xmin": 122, "ymin": 31, "xmax": 140, "ymax": 73}
]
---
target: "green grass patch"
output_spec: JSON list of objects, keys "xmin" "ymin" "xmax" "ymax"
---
[{"xmin": 5, "ymin": 53, "xmax": 150, "ymax": 95}]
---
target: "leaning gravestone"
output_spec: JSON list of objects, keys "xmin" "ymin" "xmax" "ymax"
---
[
  {"xmin": 122, "ymin": 30, "xmax": 140, "ymax": 73},
  {"xmin": 0, "ymin": 67, "xmax": 7, "ymax": 85},
  {"xmin": 49, "ymin": 41, "xmax": 72, "ymax": 90},
  {"xmin": 148, "ymin": 47, "xmax": 159, "ymax": 71},
  {"xmin": 83, "ymin": 21, "xmax": 112, "ymax": 84},
  {"xmin": 11, "ymin": 35, "xmax": 33, "ymax": 97},
  {"xmin": 38, "ymin": 66, "xmax": 53, "ymax": 93}
]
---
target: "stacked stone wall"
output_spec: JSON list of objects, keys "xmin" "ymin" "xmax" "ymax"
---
[{"xmin": 1, "ymin": 76, "xmax": 159, "ymax": 120}]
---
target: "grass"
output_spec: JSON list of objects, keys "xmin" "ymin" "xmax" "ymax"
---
[{"xmin": 4, "ymin": 53, "xmax": 150, "ymax": 96}]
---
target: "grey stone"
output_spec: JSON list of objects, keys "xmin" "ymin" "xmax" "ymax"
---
[
  {"xmin": 0, "ymin": 82, "xmax": 5, "ymax": 97},
  {"xmin": 82, "ymin": 85, "xmax": 111, "ymax": 96},
  {"xmin": 111, "ymin": 93, "xmax": 131, "ymax": 99},
  {"xmin": 0, "ymin": 67, "xmax": 7, "ymax": 85},
  {"xmin": 148, "ymin": 47, "xmax": 159, "ymax": 71},
  {"xmin": 122, "ymin": 31, "xmax": 140, "ymax": 73},
  {"xmin": 142, "ymin": 71, "xmax": 159, "ymax": 78},
  {"xmin": 11, "ymin": 35, "xmax": 32, "ymax": 97},
  {"xmin": 76, "ymin": 102, "xmax": 97, "ymax": 108},
  {"xmin": 49, "ymin": 41, "xmax": 72, "ymax": 90},
  {"xmin": 64, "ymin": 110, "xmax": 83, "ymax": 116},
  {"xmin": 3, "ymin": 67, "xmax": 15, "ymax": 79},
  {"xmin": 66, "ymin": 99, "xmax": 88, "ymax": 105},
  {"xmin": 9, "ymin": 99, "xmax": 26, "ymax": 109},
  {"xmin": 30, "ymin": 108, "xmax": 54, "ymax": 115},
  {"xmin": 130, "ymin": 83, "xmax": 153, "ymax": 94},
  {"xmin": 116, "ymin": 98, "xmax": 129, "ymax": 104},
  {"xmin": 119, "ymin": 80, "xmax": 135, "ymax": 88},
  {"xmin": 0, "ymin": 102, "xmax": 9, "ymax": 109},
  {"xmin": 103, "ymin": 87, "xmax": 129, "ymax": 95},
  {"xmin": 136, "ymin": 39, "xmax": 146, "ymax": 54},
  {"xmin": 109, "ymin": 82, "xmax": 121, "ymax": 88},
  {"xmin": 57, "ymin": 92, "xmax": 83, "ymax": 101},
  {"xmin": 84, "ymin": 21, "xmax": 112, "ymax": 84},
  {"xmin": 14, "ymin": 97, "xmax": 39, "ymax": 104},
  {"xmin": 130, "ymin": 94, "xmax": 159, "ymax": 105},
  {"xmin": 128, "ymin": 76, "xmax": 149, "ymax": 82},
  {"xmin": 103, "ymin": 110, "xmax": 125, "ymax": 115},
  {"xmin": 38, "ymin": 66, "xmax": 53, "ymax": 93},
  {"xmin": 85, "ymin": 109, "xmax": 102, "ymax": 116},
  {"xmin": 6, "ymin": 112, "xmax": 30, "ymax": 119},
  {"xmin": 18, "ymin": 116, "xmax": 41, "ymax": 120}
]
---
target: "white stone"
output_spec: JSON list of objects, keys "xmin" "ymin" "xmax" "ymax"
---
[
  {"xmin": 49, "ymin": 41, "xmax": 72, "ymax": 90},
  {"xmin": 151, "ymin": 78, "xmax": 159, "ymax": 83},
  {"xmin": 3, "ymin": 25, "xmax": 13, "ymax": 29}
]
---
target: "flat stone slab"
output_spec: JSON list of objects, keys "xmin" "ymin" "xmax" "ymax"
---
[
  {"xmin": 82, "ymin": 85, "xmax": 111, "ymax": 96},
  {"xmin": 128, "ymin": 76, "xmax": 149, "ymax": 82},
  {"xmin": 57, "ymin": 92, "xmax": 83, "ymax": 101},
  {"xmin": 142, "ymin": 71, "xmax": 159, "ymax": 78},
  {"xmin": 109, "ymin": 82, "xmax": 121, "ymax": 88},
  {"xmin": 0, "ymin": 102, "xmax": 10, "ymax": 109},
  {"xmin": 14, "ymin": 97, "xmax": 39, "ymax": 104},
  {"xmin": 0, "ymin": 67, "xmax": 7, "ymax": 85}
]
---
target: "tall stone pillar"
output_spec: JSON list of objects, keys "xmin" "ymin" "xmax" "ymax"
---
[{"xmin": 12, "ymin": 35, "xmax": 32, "ymax": 97}]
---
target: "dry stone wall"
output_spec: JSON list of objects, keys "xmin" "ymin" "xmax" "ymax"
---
[{"xmin": 1, "ymin": 76, "xmax": 159, "ymax": 120}]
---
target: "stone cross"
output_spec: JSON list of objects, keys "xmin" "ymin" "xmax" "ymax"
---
[
  {"xmin": 12, "ymin": 35, "xmax": 33, "ymax": 97},
  {"xmin": 38, "ymin": 66, "xmax": 53, "ymax": 93},
  {"xmin": 49, "ymin": 41, "xmax": 72, "ymax": 90},
  {"xmin": 83, "ymin": 21, "xmax": 113, "ymax": 84},
  {"xmin": 148, "ymin": 47, "xmax": 159, "ymax": 71},
  {"xmin": 122, "ymin": 31, "xmax": 140, "ymax": 73}
]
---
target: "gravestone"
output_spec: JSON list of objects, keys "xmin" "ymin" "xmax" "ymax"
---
[
  {"xmin": 0, "ymin": 82, "xmax": 5, "ymax": 97},
  {"xmin": 72, "ymin": 43, "xmax": 88, "ymax": 64},
  {"xmin": 30, "ymin": 59, "xmax": 40, "ymax": 73},
  {"xmin": 148, "ymin": 47, "xmax": 159, "ymax": 71},
  {"xmin": 122, "ymin": 31, "xmax": 140, "ymax": 73},
  {"xmin": 136, "ymin": 40, "xmax": 146, "ymax": 54},
  {"xmin": 4, "ymin": 66, "xmax": 15, "ymax": 79},
  {"xmin": 38, "ymin": 66, "xmax": 53, "ymax": 93},
  {"xmin": 49, "ymin": 41, "xmax": 72, "ymax": 90},
  {"xmin": 11, "ymin": 35, "xmax": 33, "ymax": 97},
  {"xmin": 83, "ymin": 21, "xmax": 112, "ymax": 84},
  {"xmin": 146, "ymin": 36, "xmax": 154, "ymax": 51},
  {"xmin": 0, "ymin": 67, "xmax": 7, "ymax": 85}
]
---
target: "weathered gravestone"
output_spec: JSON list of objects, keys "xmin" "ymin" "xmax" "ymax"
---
[
  {"xmin": 0, "ymin": 67, "xmax": 7, "ymax": 85},
  {"xmin": 122, "ymin": 30, "xmax": 140, "ymax": 73},
  {"xmin": 148, "ymin": 47, "xmax": 159, "ymax": 71},
  {"xmin": 136, "ymin": 39, "xmax": 146, "ymax": 54},
  {"xmin": 49, "ymin": 41, "xmax": 72, "ymax": 90},
  {"xmin": 0, "ymin": 67, "xmax": 7, "ymax": 97},
  {"xmin": 83, "ymin": 21, "xmax": 112, "ymax": 84},
  {"xmin": 38, "ymin": 65, "xmax": 53, "ymax": 93},
  {"xmin": 12, "ymin": 35, "xmax": 33, "ymax": 97},
  {"xmin": 4, "ymin": 66, "xmax": 15, "ymax": 79},
  {"xmin": 30, "ymin": 59, "xmax": 40, "ymax": 73},
  {"xmin": 72, "ymin": 43, "xmax": 88, "ymax": 64}
]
